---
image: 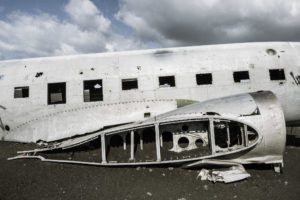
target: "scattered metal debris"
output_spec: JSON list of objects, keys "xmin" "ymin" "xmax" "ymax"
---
[
  {"xmin": 146, "ymin": 192, "xmax": 152, "ymax": 196},
  {"xmin": 198, "ymin": 165, "xmax": 250, "ymax": 183}
]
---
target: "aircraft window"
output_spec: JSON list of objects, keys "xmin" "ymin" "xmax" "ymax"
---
[
  {"xmin": 48, "ymin": 82, "xmax": 66, "ymax": 105},
  {"xmin": 144, "ymin": 112, "xmax": 151, "ymax": 118},
  {"xmin": 122, "ymin": 78, "xmax": 138, "ymax": 90},
  {"xmin": 84, "ymin": 79, "xmax": 103, "ymax": 102},
  {"xmin": 196, "ymin": 73, "xmax": 212, "ymax": 85},
  {"xmin": 159, "ymin": 76, "xmax": 175, "ymax": 88},
  {"xmin": 14, "ymin": 86, "xmax": 29, "ymax": 98},
  {"xmin": 269, "ymin": 69, "xmax": 285, "ymax": 81},
  {"xmin": 233, "ymin": 71, "xmax": 250, "ymax": 83}
]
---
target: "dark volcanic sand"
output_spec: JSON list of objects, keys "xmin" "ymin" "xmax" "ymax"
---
[{"xmin": 0, "ymin": 138, "xmax": 300, "ymax": 200}]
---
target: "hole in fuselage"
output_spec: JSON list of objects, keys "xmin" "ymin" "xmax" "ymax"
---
[
  {"xmin": 162, "ymin": 131, "xmax": 173, "ymax": 142},
  {"xmin": 178, "ymin": 137, "xmax": 189, "ymax": 148},
  {"xmin": 195, "ymin": 139, "xmax": 204, "ymax": 147},
  {"xmin": 266, "ymin": 49, "xmax": 277, "ymax": 55},
  {"xmin": 109, "ymin": 135, "xmax": 123, "ymax": 147},
  {"xmin": 5, "ymin": 125, "xmax": 10, "ymax": 131},
  {"xmin": 182, "ymin": 125, "xmax": 189, "ymax": 132}
]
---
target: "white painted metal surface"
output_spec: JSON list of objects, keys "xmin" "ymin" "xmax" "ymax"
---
[{"xmin": 0, "ymin": 42, "xmax": 299, "ymax": 143}]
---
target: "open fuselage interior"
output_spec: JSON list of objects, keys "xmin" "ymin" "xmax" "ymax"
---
[{"xmin": 40, "ymin": 118, "xmax": 259, "ymax": 165}]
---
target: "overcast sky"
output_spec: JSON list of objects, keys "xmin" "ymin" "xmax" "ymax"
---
[{"xmin": 0, "ymin": 0, "xmax": 300, "ymax": 60}]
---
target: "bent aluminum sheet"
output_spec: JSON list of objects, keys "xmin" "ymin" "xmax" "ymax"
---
[{"xmin": 9, "ymin": 91, "xmax": 285, "ymax": 170}]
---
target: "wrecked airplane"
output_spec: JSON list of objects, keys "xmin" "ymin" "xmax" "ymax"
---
[
  {"xmin": 0, "ymin": 42, "xmax": 298, "ymax": 182},
  {"xmin": 8, "ymin": 91, "xmax": 285, "ymax": 183}
]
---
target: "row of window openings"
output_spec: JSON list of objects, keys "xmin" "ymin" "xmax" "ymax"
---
[{"xmin": 14, "ymin": 69, "xmax": 286, "ymax": 105}]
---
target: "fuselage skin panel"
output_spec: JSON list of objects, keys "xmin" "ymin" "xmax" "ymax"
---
[{"xmin": 0, "ymin": 42, "xmax": 299, "ymax": 142}]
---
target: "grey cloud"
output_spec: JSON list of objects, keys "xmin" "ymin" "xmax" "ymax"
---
[
  {"xmin": 64, "ymin": 0, "xmax": 110, "ymax": 33},
  {"xmin": 0, "ymin": 0, "xmax": 141, "ymax": 59},
  {"xmin": 117, "ymin": 0, "xmax": 300, "ymax": 47},
  {"xmin": 2, "ymin": 0, "xmax": 299, "ymax": 60}
]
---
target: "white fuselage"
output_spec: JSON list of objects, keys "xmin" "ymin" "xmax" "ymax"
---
[{"xmin": 1, "ymin": 42, "xmax": 300, "ymax": 142}]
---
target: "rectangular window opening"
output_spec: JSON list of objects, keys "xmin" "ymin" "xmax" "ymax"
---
[
  {"xmin": 48, "ymin": 82, "xmax": 66, "ymax": 105},
  {"xmin": 84, "ymin": 79, "xmax": 103, "ymax": 102},
  {"xmin": 144, "ymin": 112, "xmax": 151, "ymax": 118},
  {"xmin": 233, "ymin": 71, "xmax": 250, "ymax": 83},
  {"xmin": 159, "ymin": 76, "xmax": 175, "ymax": 88},
  {"xmin": 14, "ymin": 86, "xmax": 29, "ymax": 98},
  {"xmin": 269, "ymin": 69, "xmax": 285, "ymax": 81},
  {"xmin": 196, "ymin": 73, "xmax": 212, "ymax": 85},
  {"xmin": 122, "ymin": 78, "xmax": 138, "ymax": 90}
]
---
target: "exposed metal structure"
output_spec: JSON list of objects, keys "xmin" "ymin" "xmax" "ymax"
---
[{"xmin": 9, "ymin": 91, "xmax": 286, "ymax": 178}]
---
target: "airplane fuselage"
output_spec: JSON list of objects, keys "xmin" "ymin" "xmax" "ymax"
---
[{"xmin": 1, "ymin": 42, "xmax": 300, "ymax": 142}]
